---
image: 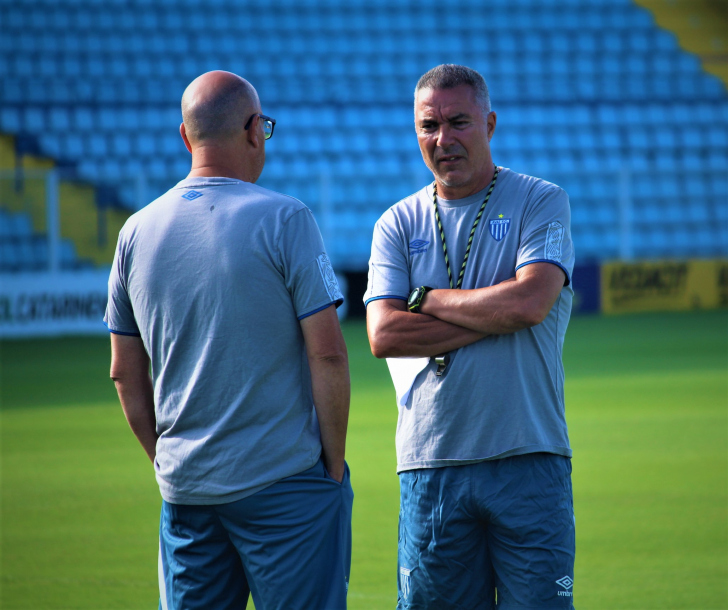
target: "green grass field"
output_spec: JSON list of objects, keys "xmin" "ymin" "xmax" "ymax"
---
[{"xmin": 1, "ymin": 311, "xmax": 727, "ymax": 609}]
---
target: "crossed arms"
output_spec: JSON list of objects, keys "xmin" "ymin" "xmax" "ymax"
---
[
  {"xmin": 110, "ymin": 304, "xmax": 350, "ymax": 482},
  {"xmin": 366, "ymin": 262, "xmax": 566, "ymax": 359}
]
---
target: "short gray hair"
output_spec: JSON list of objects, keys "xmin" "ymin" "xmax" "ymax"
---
[{"xmin": 415, "ymin": 64, "xmax": 491, "ymax": 114}]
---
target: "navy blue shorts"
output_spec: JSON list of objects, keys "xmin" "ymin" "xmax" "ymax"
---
[
  {"xmin": 158, "ymin": 459, "xmax": 353, "ymax": 610},
  {"xmin": 397, "ymin": 453, "xmax": 575, "ymax": 610}
]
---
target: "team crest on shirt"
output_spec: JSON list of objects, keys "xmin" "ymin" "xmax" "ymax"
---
[{"xmin": 489, "ymin": 217, "xmax": 510, "ymax": 241}]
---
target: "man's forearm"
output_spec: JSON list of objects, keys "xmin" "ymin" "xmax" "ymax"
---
[
  {"xmin": 110, "ymin": 334, "xmax": 158, "ymax": 463},
  {"xmin": 420, "ymin": 263, "xmax": 566, "ymax": 334},
  {"xmin": 367, "ymin": 301, "xmax": 486, "ymax": 358},
  {"xmin": 308, "ymin": 354, "xmax": 350, "ymax": 482},
  {"xmin": 420, "ymin": 284, "xmax": 530, "ymax": 334},
  {"xmin": 114, "ymin": 374, "xmax": 158, "ymax": 463}
]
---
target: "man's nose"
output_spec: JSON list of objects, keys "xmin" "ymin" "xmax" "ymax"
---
[{"xmin": 435, "ymin": 124, "xmax": 456, "ymax": 148}]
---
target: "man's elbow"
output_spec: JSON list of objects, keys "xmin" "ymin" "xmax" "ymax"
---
[
  {"xmin": 308, "ymin": 345, "xmax": 349, "ymax": 367},
  {"xmin": 367, "ymin": 326, "xmax": 395, "ymax": 359},
  {"xmin": 514, "ymin": 301, "xmax": 551, "ymax": 329},
  {"xmin": 369, "ymin": 341, "xmax": 388, "ymax": 359},
  {"xmin": 110, "ymin": 364, "xmax": 145, "ymax": 386},
  {"xmin": 312, "ymin": 353, "xmax": 349, "ymax": 367}
]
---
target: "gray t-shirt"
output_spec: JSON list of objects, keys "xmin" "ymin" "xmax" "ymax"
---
[
  {"xmin": 364, "ymin": 168, "xmax": 574, "ymax": 472},
  {"xmin": 105, "ymin": 177, "xmax": 343, "ymax": 505}
]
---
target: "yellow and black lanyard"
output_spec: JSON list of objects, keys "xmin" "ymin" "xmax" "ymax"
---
[{"xmin": 430, "ymin": 165, "xmax": 501, "ymax": 374}]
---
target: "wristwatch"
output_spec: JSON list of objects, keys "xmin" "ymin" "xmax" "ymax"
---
[{"xmin": 408, "ymin": 286, "xmax": 432, "ymax": 313}]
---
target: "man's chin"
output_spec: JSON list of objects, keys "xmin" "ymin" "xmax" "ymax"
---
[{"xmin": 436, "ymin": 172, "xmax": 469, "ymax": 189}]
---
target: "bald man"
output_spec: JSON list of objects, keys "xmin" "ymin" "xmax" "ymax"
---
[{"xmin": 105, "ymin": 71, "xmax": 353, "ymax": 610}]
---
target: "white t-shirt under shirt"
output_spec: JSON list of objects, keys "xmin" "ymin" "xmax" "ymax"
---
[
  {"xmin": 364, "ymin": 167, "xmax": 575, "ymax": 472},
  {"xmin": 105, "ymin": 177, "xmax": 343, "ymax": 505}
]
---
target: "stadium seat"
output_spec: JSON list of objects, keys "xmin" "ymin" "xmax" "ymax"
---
[{"xmin": 1, "ymin": 107, "xmax": 21, "ymax": 132}]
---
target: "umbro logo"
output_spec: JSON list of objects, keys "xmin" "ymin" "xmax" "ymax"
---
[
  {"xmin": 182, "ymin": 190, "xmax": 203, "ymax": 201},
  {"xmin": 409, "ymin": 239, "xmax": 429, "ymax": 254},
  {"xmin": 556, "ymin": 575, "xmax": 573, "ymax": 597}
]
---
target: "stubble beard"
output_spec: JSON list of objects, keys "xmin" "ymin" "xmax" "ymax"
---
[{"xmin": 434, "ymin": 166, "xmax": 472, "ymax": 190}]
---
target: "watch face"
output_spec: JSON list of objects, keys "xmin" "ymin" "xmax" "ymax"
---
[{"xmin": 408, "ymin": 287, "xmax": 421, "ymax": 308}]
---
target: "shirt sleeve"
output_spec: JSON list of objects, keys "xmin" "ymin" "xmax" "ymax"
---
[
  {"xmin": 103, "ymin": 228, "xmax": 141, "ymax": 336},
  {"xmin": 278, "ymin": 208, "xmax": 343, "ymax": 320},
  {"xmin": 364, "ymin": 210, "xmax": 410, "ymax": 306},
  {"xmin": 515, "ymin": 186, "xmax": 575, "ymax": 285}
]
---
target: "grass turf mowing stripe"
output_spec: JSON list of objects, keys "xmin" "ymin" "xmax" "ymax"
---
[{"xmin": 1, "ymin": 311, "xmax": 726, "ymax": 609}]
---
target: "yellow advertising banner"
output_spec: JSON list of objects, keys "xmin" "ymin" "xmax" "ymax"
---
[{"xmin": 602, "ymin": 260, "xmax": 728, "ymax": 314}]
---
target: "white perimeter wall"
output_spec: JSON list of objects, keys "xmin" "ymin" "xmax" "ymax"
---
[
  {"xmin": 0, "ymin": 271, "xmax": 110, "ymax": 338},
  {"xmin": 0, "ymin": 270, "xmax": 349, "ymax": 338}
]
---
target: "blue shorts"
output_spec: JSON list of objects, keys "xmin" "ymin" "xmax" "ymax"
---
[
  {"xmin": 397, "ymin": 453, "xmax": 575, "ymax": 610},
  {"xmin": 158, "ymin": 459, "xmax": 353, "ymax": 610}
]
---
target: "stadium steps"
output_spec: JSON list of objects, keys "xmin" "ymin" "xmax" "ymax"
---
[
  {"xmin": 634, "ymin": 0, "xmax": 728, "ymax": 87},
  {"xmin": 0, "ymin": 133, "xmax": 130, "ymax": 267}
]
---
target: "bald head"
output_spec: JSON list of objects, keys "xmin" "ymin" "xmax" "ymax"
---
[{"xmin": 181, "ymin": 71, "xmax": 260, "ymax": 144}]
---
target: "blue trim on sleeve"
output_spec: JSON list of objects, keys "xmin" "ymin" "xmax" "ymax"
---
[
  {"xmin": 364, "ymin": 295, "xmax": 408, "ymax": 307},
  {"xmin": 103, "ymin": 319, "xmax": 142, "ymax": 337},
  {"xmin": 108, "ymin": 329, "xmax": 142, "ymax": 337},
  {"xmin": 297, "ymin": 299, "xmax": 342, "ymax": 320},
  {"xmin": 515, "ymin": 259, "xmax": 571, "ymax": 286}
]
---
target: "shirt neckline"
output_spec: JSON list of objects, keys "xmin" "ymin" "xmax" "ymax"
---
[
  {"xmin": 426, "ymin": 168, "xmax": 507, "ymax": 208},
  {"xmin": 175, "ymin": 176, "xmax": 246, "ymax": 189}
]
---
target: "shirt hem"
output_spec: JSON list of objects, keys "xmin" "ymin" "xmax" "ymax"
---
[
  {"xmin": 157, "ymin": 453, "xmax": 323, "ymax": 506},
  {"xmin": 396, "ymin": 444, "xmax": 572, "ymax": 473},
  {"xmin": 159, "ymin": 479, "xmax": 277, "ymax": 506}
]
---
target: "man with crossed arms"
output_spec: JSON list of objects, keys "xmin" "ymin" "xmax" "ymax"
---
[{"xmin": 366, "ymin": 64, "xmax": 576, "ymax": 609}]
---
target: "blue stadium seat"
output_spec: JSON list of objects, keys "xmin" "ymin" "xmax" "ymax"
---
[
  {"xmin": 146, "ymin": 158, "xmax": 169, "ymax": 181},
  {"xmin": 9, "ymin": 214, "xmax": 33, "ymax": 237},
  {"xmin": 627, "ymin": 128, "xmax": 650, "ymax": 150},
  {"xmin": 58, "ymin": 133, "xmax": 84, "ymax": 160},
  {"xmin": 39, "ymin": 134, "xmax": 61, "ymax": 157},
  {"xmin": 87, "ymin": 134, "xmax": 109, "ymax": 158},
  {"xmin": 0, "ymin": 107, "xmax": 21, "ymax": 132},
  {"xmin": 22, "ymin": 107, "xmax": 46, "ymax": 132},
  {"xmin": 31, "ymin": 237, "xmax": 49, "ymax": 269},
  {"xmin": 0, "ymin": 213, "xmax": 12, "ymax": 240},
  {"xmin": 706, "ymin": 151, "xmax": 727, "ymax": 170},
  {"xmin": 60, "ymin": 240, "xmax": 79, "ymax": 270},
  {"xmin": 710, "ymin": 177, "xmax": 728, "ymax": 197},
  {"xmin": 48, "ymin": 108, "xmax": 71, "ymax": 132},
  {"xmin": 77, "ymin": 159, "xmax": 99, "ymax": 182},
  {"xmin": 109, "ymin": 134, "xmax": 132, "ymax": 158},
  {"xmin": 684, "ymin": 176, "xmax": 708, "ymax": 198},
  {"xmin": 0, "ymin": 241, "xmax": 21, "ymax": 272},
  {"xmin": 707, "ymin": 127, "xmax": 728, "ymax": 149}
]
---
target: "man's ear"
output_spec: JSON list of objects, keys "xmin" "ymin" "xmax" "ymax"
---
[
  {"xmin": 487, "ymin": 111, "xmax": 497, "ymax": 141},
  {"xmin": 180, "ymin": 123, "xmax": 193, "ymax": 153},
  {"xmin": 245, "ymin": 115, "xmax": 261, "ymax": 148}
]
